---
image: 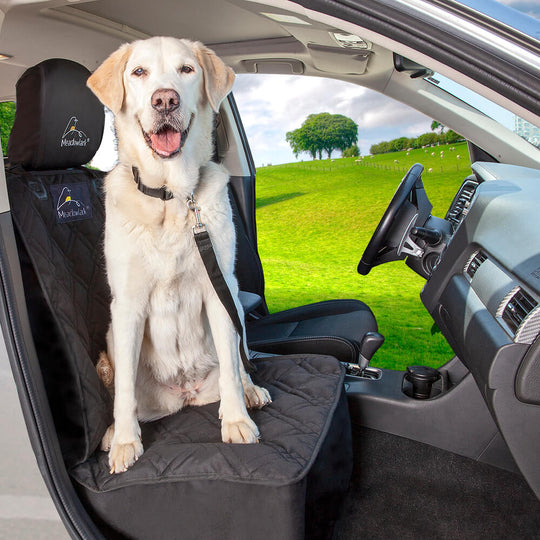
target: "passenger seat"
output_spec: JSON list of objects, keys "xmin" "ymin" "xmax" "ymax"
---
[
  {"xmin": 227, "ymin": 173, "xmax": 383, "ymax": 365},
  {"xmin": 5, "ymin": 58, "xmax": 353, "ymax": 540}
]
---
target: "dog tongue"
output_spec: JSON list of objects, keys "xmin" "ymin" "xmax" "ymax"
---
[{"xmin": 150, "ymin": 128, "xmax": 181, "ymax": 156}]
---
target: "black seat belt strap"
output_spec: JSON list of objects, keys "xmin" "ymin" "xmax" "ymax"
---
[{"xmin": 188, "ymin": 194, "xmax": 255, "ymax": 373}]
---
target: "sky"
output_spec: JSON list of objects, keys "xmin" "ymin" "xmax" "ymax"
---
[
  {"xmin": 495, "ymin": 0, "xmax": 540, "ymax": 19},
  {"xmin": 232, "ymin": 74, "xmax": 433, "ymax": 167}
]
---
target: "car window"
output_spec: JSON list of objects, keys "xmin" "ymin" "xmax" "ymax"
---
[
  {"xmin": 233, "ymin": 74, "xmax": 441, "ymax": 167},
  {"xmin": 495, "ymin": 0, "xmax": 540, "ymax": 21},
  {"xmin": 493, "ymin": 0, "xmax": 540, "ymax": 20},
  {"xmin": 447, "ymin": 0, "xmax": 540, "ymax": 36},
  {"xmin": 425, "ymin": 73, "xmax": 540, "ymax": 151},
  {"xmin": 234, "ymin": 74, "xmax": 463, "ymax": 370},
  {"xmin": 0, "ymin": 101, "xmax": 15, "ymax": 156}
]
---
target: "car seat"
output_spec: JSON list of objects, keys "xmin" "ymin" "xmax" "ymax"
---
[
  {"xmin": 228, "ymin": 168, "xmax": 383, "ymax": 365},
  {"xmin": 5, "ymin": 58, "xmax": 353, "ymax": 539}
]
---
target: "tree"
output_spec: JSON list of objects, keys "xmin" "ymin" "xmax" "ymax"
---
[
  {"xmin": 286, "ymin": 113, "xmax": 358, "ymax": 160},
  {"xmin": 431, "ymin": 120, "xmax": 445, "ymax": 134},
  {"xmin": 342, "ymin": 145, "xmax": 360, "ymax": 158},
  {"xmin": 286, "ymin": 123, "xmax": 318, "ymax": 160},
  {"xmin": 370, "ymin": 141, "xmax": 389, "ymax": 154},
  {"xmin": 286, "ymin": 130, "xmax": 303, "ymax": 159},
  {"xmin": 369, "ymin": 128, "xmax": 466, "ymax": 155},
  {"xmin": 416, "ymin": 132, "xmax": 440, "ymax": 148},
  {"xmin": 388, "ymin": 136, "xmax": 411, "ymax": 152},
  {"xmin": 444, "ymin": 129, "xmax": 463, "ymax": 143}
]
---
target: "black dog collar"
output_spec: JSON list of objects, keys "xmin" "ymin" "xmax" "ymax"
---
[{"xmin": 132, "ymin": 166, "xmax": 174, "ymax": 201}]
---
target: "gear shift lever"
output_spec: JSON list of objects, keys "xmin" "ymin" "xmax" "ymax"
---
[
  {"xmin": 347, "ymin": 331, "xmax": 385, "ymax": 377},
  {"xmin": 357, "ymin": 332, "xmax": 385, "ymax": 371}
]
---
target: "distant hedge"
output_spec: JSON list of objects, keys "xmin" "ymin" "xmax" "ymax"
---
[
  {"xmin": 370, "ymin": 130, "xmax": 463, "ymax": 155},
  {"xmin": 342, "ymin": 145, "xmax": 360, "ymax": 157}
]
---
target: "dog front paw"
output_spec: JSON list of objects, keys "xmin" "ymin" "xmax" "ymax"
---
[
  {"xmin": 244, "ymin": 383, "xmax": 272, "ymax": 409},
  {"xmin": 101, "ymin": 424, "xmax": 115, "ymax": 452},
  {"xmin": 108, "ymin": 438, "xmax": 143, "ymax": 474},
  {"xmin": 222, "ymin": 417, "xmax": 260, "ymax": 444}
]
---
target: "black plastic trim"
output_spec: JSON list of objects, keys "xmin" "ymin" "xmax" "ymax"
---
[
  {"xmin": 226, "ymin": 92, "xmax": 269, "ymax": 314},
  {"xmin": 345, "ymin": 357, "xmax": 520, "ymax": 473},
  {"xmin": 227, "ymin": 93, "xmax": 259, "ymax": 246}
]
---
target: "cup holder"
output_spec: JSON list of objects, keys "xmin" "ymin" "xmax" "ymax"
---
[{"xmin": 402, "ymin": 365, "xmax": 444, "ymax": 399}]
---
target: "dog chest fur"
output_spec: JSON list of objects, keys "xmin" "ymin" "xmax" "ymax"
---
[{"xmin": 104, "ymin": 163, "xmax": 234, "ymax": 401}]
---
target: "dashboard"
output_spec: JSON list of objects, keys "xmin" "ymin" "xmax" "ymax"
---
[{"xmin": 421, "ymin": 161, "xmax": 540, "ymax": 498}]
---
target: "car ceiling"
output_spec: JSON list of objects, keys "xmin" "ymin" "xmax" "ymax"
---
[
  {"xmin": 0, "ymin": 0, "xmax": 397, "ymax": 99},
  {"xmin": 73, "ymin": 0, "xmax": 291, "ymax": 43}
]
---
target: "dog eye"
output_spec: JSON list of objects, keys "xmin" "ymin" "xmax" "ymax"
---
[
  {"xmin": 180, "ymin": 65, "xmax": 194, "ymax": 74},
  {"xmin": 132, "ymin": 67, "xmax": 147, "ymax": 77}
]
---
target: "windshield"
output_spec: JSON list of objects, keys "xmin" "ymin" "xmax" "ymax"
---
[
  {"xmin": 426, "ymin": 72, "xmax": 540, "ymax": 151},
  {"xmin": 446, "ymin": 0, "xmax": 540, "ymax": 38},
  {"xmin": 495, "ymin": 0, "xmax": 540, "ymax": 20}
]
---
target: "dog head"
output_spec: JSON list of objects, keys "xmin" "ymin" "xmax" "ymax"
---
[{"xmin": 88, "ymin": 37, "xmax": 234, "ymax": 164}]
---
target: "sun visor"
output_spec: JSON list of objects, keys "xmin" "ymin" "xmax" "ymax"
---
[{"xmin": 307, "ymin": 44, "xmax": 371, "ymax": 75}]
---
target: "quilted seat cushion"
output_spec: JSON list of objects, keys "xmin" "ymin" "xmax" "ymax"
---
[
  {"xmin": 71, "ymin": 354, "xmax": 352, "ymax": 540},
  {"xmin": 7, "ymin": 166, "xmax": 113, "ymax": 466}
]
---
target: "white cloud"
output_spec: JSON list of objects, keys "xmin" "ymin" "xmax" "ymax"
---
[{"xmin": 233, "ymin": 74, "xmax": 433, "ymax": 166}]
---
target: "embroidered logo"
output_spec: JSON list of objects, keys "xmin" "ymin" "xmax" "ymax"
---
[
  {"xmin": 49, "ymin": 183, "xmax": 93, "ymax": 224},
  {"xmin": 60, "ymin": 116, "xmax": 90, "ymax": 147}
]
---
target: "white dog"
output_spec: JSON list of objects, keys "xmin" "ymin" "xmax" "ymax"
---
[{"xmin": 87, "ymin": 37, "xmax": 271, "ymax": 474}]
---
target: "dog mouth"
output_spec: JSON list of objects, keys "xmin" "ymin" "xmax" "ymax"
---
[{"xmin": 142, "ymin": 115, "xmax": 193, "ymax": 158}]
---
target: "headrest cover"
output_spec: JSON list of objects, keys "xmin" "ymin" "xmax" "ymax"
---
[{"xmin": 8, "ymin": 59, "xmax": 105, "ymax": 170}]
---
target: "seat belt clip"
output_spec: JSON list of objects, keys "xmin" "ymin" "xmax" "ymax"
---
[{"xmin": 187, "ymin": 193, "xmax": 206, "ymax": 233}]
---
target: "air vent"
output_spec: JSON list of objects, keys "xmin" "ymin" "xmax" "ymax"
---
[
  {"xmin": 501, "ymin": 288, "xmax": 539, "ymax": 340},
  {"xmin": 447, "ymin": 180, "xmax": 479, "ymax": 226},
  {"xmin": 465, "ymin": 250, "xmax": 487, "ymax": 279}
]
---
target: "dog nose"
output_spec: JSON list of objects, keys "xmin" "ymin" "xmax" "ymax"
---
[{"xmin": 151, "ymin": 89, "xmax": 180, "ymax": 113}]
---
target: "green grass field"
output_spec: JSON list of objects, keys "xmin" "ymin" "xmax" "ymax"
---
[{"xmin": 255, "ymin": 142, "xmax": 470, "ymax": 370}]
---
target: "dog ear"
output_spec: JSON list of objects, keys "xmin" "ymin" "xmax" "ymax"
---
[
  {"xmin": 87, "ymin": 44, "xmax": 131, "ymax": 114},
  {"xmin": 194, "ymin": 43, "xmax": 235, "ymax": 113}
]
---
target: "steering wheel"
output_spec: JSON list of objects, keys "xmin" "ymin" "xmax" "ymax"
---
[{"xmin": 358, "ymin": 163, "xmax": 426, "ymax": 275}]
